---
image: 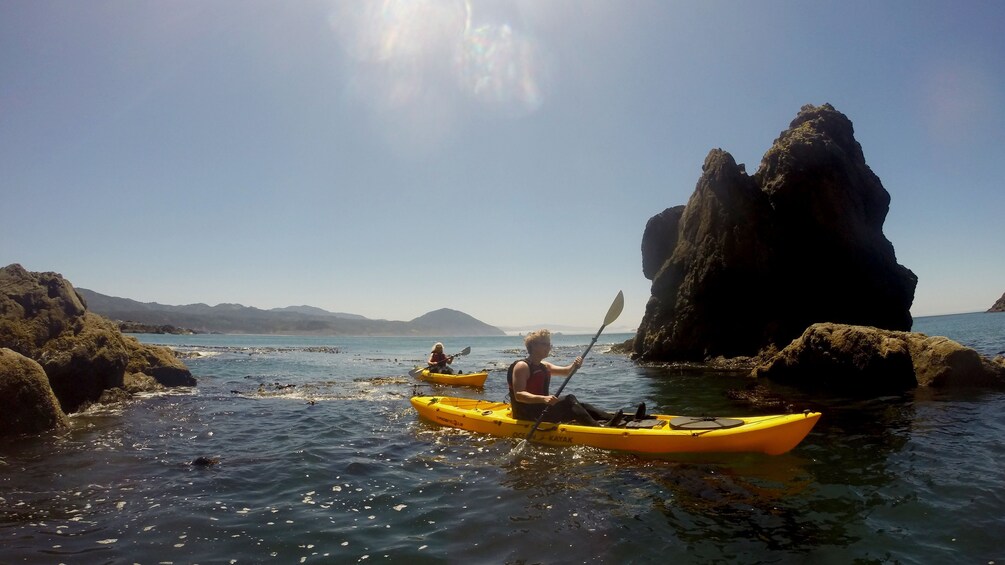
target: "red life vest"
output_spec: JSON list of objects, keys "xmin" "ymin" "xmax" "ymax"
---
[
  {"xmin": 525, "ymin": 362, "xmax": 551, "ymax": 395},
  {"xmin": 508, "ymin": 359, "xmax": 551, "ymax": 420},
  {"xmin": 507, "ymin": 360, "xmax": 551, "ymax": 397},
  {"xmin": 430, "ymin": 351, "xmax": 447, "ymax": 365}
]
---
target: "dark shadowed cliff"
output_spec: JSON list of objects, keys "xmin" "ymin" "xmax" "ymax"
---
[{"xmin": 636, "ymin": 104, "xmax": 917, "ymax": 362}]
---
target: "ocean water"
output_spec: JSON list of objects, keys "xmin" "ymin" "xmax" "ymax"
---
[{"xmin": 1, "ymin": 314, "xmax": 1004, "ymax": 564}]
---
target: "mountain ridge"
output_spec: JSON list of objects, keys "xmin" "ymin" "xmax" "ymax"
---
[{"xmin": 76, "ymin": 289, "xmax": 505, "ymax": 337}]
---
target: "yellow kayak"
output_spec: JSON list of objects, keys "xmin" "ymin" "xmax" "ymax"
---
[
  {"xmin": 417, "ymin": 370, "xmax": 489, "ymax": 387},
  {"xmin": 410, "ymin": 396, "xmax": 820, "ymax": 455}
]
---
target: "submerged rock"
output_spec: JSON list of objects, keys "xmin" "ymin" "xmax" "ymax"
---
[
  {"xmin": 190, "ymin": 456, "xmax": 220, "ymax": 467},
  {"xmin": 635, "ymin": 104, "xmax": 917, "ymax": 362}
]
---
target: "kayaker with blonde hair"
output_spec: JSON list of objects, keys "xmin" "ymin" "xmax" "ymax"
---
[
  {"xmin": 427, "ymin": 342, "xmax": 454, "ymax": 374},
  {"xmin": 507, "ymin": 329, "xmax": 614, "ymax": 426}
]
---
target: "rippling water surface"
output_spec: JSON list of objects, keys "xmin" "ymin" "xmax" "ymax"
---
[{"xmin": 2, "ymin": 315, "xmax": 1004, "ymax": 563}]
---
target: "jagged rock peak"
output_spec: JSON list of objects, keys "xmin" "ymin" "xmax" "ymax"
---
[{"xmin": 635, "ymin": 105, "xmax": 917, "ymax": 362}]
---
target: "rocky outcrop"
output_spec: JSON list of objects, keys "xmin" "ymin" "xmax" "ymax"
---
[
  {"xmin": 117, "ymin": 321, "xmax": 199, "ymax": 334},
  {"xmin": 989, "ymin": 292, "xmax": 1005, "ymax": 313},
  {"xmin": 641, "ymin": 206, "xmax": 684, "ymax": 280},
  {"xmin": 123, "ymin": 371, "xmax": 166, "ymax": 394},
  {"xmin": 0, "ymin": 264, "xmax": 195, "ymax": 423},
  {"xmin": 126, "ymin": 340, "xmax": 195, "ymax": 387},
  {"xmin": 753, "ymin": 323, "xmax": 1005, "ymax": 394},
  {"xmin": 636, "ymin": 104, "xmax": 917, "ymax": 361},
  {"xmin": 0, "ymin": 348, "xmax": 69, "ymax": 436},
  {"xmin": 37, "ymin": 312, "xmax": 132, "ymax": 413}
]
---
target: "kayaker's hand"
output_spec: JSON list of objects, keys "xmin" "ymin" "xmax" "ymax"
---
[
  {"xmin": 544, "ymin": 395, "xmax": 558, "ymax": 405},
  {"xmin": 573, "ymin": 356, "xmax": 583, "ymax": 369}
]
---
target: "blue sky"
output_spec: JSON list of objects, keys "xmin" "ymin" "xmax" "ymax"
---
[{"xmin": 2, "ymin": 1, "xmax": 1003, "ymax": 332}]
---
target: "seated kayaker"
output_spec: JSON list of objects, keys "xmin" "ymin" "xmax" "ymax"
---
[
  {"xmin": 427, "ymin": 342, "xmax": 455, "ymax": 374},
  {"xmin": 507, "ymin": 329, "xmax": 613, "ymax": 427}
]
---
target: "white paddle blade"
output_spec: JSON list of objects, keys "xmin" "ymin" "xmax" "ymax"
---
[
  {"xmin": 408, "ymin": 367, "xmax": 425, "ymax": 379},
  {"xmin": 510, "ymin": 439, "xmax": 529, "ymax": 458},
  {"xmin": 604, "ymin": 291, "xmax": 625, "ymax": 327}
]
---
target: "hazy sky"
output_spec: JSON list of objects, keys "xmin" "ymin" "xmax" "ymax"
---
[{"xmin": 2, "ymin": 1, "xmax": 1003, "ymax": 332}]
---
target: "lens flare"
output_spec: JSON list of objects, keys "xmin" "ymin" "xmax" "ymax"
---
[
  {"xmin": 457, "ymin": 21, "xmax": 546, "ymax": 117},
  {"xmin": 328, "ymin": 0, "xmax": 549, "ymax": 154}
]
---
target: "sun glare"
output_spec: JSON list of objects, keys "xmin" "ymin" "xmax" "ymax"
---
[{"xmin": 328, "ymin": 0, "xmax": 549, "ymax": 154}]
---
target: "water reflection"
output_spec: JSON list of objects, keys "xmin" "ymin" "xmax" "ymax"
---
[{"xmin": 558, "ymin": 364, "xmax": 924, "ymax": 556}]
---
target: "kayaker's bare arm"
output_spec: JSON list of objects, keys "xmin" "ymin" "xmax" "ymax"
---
[{"xmin": 544, "ymin": 357, "xmax": 583, "ymax": 377}]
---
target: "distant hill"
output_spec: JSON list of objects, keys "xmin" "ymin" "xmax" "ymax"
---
[
  {"xmin": 990, "ymin": 292, "xmax": 1005, "ymax": 313},
  {"xmin": 76, "ymin": 289, "xmax": 505, "ymax": 336},
  {"xmin": 270, "ymin": 305, "xmax": 367, "ymax": 320},
  {"xmin": 408, "ymin": 308, "xmax": 505, "ymax": 336}
]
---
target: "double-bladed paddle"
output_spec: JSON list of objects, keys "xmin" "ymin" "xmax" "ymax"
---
[
  {"xmin": 511, "ymin": 290, "xmax": 625, "ymax": 457},
  {"xmin": 408, "ymin": 346, "xmax": 471, "ymax": 378}
]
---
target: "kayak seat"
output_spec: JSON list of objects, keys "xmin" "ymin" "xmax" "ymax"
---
[{"xmin": 669, "ymin": 416, "xmax": 744, "ymax": 430}]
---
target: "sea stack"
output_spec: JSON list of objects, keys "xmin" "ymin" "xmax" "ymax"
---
[{"xmin": 635, "ymin": 104, "xmax": 917, "ymax": 362}]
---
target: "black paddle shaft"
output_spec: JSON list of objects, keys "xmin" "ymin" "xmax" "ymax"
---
[{"xmin": 549, "ymin": 324, "xmax": 605, "ymax": 399}]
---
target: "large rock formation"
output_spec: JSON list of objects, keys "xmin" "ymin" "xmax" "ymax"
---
[
  {"xmin": 635, "ymin": 104, "xmax": 917, "ymax": 361},
  {"xmin": 0, "ymin": 348, "xmax": 69, "ymax": 435},
  {"xmin": 0, "ymin": 264, "xmax": 196, "ymax": 432},
  {"xmin": 989, "ymin": 292, "xmax": 1005, "ymax": 313},
  {"xmin": 753, "ymin": 323, "xmax": 1005, "ymax": 393},
  {"xmin": 641, "ymin": 205, "xmax": 685, "ymax": 280}
]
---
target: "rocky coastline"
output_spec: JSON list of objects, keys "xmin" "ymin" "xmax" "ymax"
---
[
  {"xmin": 1, "ymin": 264, "xmax": 196, "ymax": 438},
  {"xmin": 116, "ymin": 321, "xmax": 202, "ymax": 335}
]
